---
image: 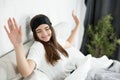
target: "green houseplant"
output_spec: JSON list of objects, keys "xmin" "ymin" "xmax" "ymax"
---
[{"xmin": 87, "ymin": 14, "xmax": 120, "ymax": 58}]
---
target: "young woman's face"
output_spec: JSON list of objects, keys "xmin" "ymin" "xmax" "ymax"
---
[{"xmin": 35, "ymin": 24, "xmax": 52, "ymax": 42}]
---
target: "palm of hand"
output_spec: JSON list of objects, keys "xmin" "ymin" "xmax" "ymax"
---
[{"xmin": 4, "ymin": 18, "xmax": 22, "ymax": 47}]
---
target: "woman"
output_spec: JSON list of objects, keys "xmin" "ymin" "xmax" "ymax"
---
[{"xmin": 4, "ymin": 11, "xmax": 82, "ymax": 80}]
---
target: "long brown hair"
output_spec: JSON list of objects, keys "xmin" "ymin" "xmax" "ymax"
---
[{"xmin": 30, "ymin": 14, "xmax": 69, "ymax": 66}]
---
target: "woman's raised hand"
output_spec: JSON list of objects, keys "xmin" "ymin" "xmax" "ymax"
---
[
  {"xmin": 4, "ymin": 18, "xmax": 22, "ymax": 47},
  {"xmin": 72, "ymin": 11, "xmax": 80, "ymax": 27},
  {"xmin": 65, "ymin": 11, "xmax": 80, "ymax": 47}
]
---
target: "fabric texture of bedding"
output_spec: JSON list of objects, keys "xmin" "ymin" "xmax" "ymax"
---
[
  {"xmin": 64, "ymin": 55, "xmax": 113, "ymax": 80},
  {"xmin": 0, "ymin": 40, "xmax": 34, "ymax": 80},
  {"xmin": 85, "ymin": 60, "xmax": 120, "ymax": 80}
]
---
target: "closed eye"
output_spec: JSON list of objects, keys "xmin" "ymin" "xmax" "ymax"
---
[
  {"xmin": 45, "ymin": 27, "xmax": 50, "ymax": 31},
  {"xmin": 36, "ymin": 29, "xmax": 42, "ymax": 33}
]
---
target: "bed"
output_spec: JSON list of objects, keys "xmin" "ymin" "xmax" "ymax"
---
[{"xmin": 86, "ymin": 60, "xmax": 120, "ymax": 80}]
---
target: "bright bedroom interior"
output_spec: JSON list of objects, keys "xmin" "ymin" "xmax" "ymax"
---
[
  {"xmin": 0, "ymin": 0, "xmax": 120, "ymax": 80},
  {"xmin": 0, "ymin": 0, "xmax": 85, "ymax": 57}
]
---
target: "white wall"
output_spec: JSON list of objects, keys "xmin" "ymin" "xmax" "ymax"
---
[{"xmin": 0, "ymin": 0, "xmax": 86, "ymax": 56}]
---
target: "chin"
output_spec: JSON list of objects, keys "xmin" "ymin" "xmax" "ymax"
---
[
  {"xmin": 43, "ymin": 38, "xmax": 50, "ymax": 42},
  {"xmin": 43, "ymin": 40, "xmax": 49, "ymax": 42}
]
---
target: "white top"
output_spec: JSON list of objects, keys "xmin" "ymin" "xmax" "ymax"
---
[{"xmin": 27, "ymin": 39, "xmax": 85, "ymax": 80}]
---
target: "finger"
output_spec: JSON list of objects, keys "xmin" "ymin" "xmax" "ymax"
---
[
  {"xmin": 13, "ymin": 18, "xmax": 19, "ymax": 30},
  {"xmin": 19, "ymin": 25, "xmax": 22, "ymax": 36},
  {"xmin": 72, "ymin": 11, "xmax": 74, "ymax": 17},
  {"xmin": 72, "ymin": 10, "xmax": 74, "ymax": 16},
  {"xmin": 4, "ymin": 25, "xmax": 10, "ymax": 35},
  {"xmin": 8, "ymin": 18, "xmax": 14, "ymax": 31},
  {"xmin": 72, "ymin": 12, "xmax": 77, "ymax": 21},
  {"xmin": 72, "ymin": 10, "xmax": 76, "ymax": 17}
]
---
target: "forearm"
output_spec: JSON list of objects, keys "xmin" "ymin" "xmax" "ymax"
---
[
  {"xmin": 14, "ymin": 44, "xmax": 33, "ymax": 77},
  {"xmin": 67, "ymin": 25, "xmax": 79, "ymax": 44}
]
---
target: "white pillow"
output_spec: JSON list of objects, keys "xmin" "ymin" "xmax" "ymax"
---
[
  {"xmin": 0, "ymin": 61, "xmax": 7, "ymax": 80},
  {"xmin": 91, "ymin": 55, "xmax": 113, "ymax": 69},
  {"xmin": 54, "ymin": 22, "xmax": 72, "ymax": 40},
  {"xmin": 1, "ymin": 52, "xmax": 20, "ymax": 80},
  {"xmin": 0, "ymin": 40, "xmax": 34, "ymax": 80}
]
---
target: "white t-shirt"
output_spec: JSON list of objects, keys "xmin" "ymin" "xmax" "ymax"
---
[{"xmin": 27, "ymin": 39, "xmax": 85, "ymax": 80}]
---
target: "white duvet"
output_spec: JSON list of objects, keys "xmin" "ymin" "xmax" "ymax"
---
[{"xmin": 65, "ymin": 54, "xmax": 113, "ymax": 80}]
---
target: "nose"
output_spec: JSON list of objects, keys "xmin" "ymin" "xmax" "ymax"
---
[{"xmin": 42, "ymin": 30, "xmax": 48, "ymax": 36}]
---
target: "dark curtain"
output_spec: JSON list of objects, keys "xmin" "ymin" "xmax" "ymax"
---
[{"xmin": 80, "ymin": 0, "xmax": 120, "ymax": 60}]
